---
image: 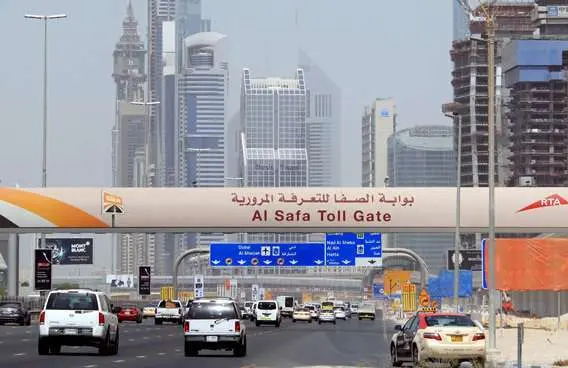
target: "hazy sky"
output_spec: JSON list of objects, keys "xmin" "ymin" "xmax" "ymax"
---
[{"xmin": 0, "ymin": 0, "xmax": 452, "ymax": 189}]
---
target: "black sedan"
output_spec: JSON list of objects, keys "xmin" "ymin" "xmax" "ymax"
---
[{"xmin": 0, "ymin": 301, "xmax": 31, "ymax": 326}]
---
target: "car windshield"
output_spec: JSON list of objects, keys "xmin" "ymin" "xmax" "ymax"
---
[
  {"xmin": 121, "ymin": 304, "xmax": 137, "ymax": 309},
  {"xmin": 46, "ymin": 292, "xmax": 98, "ymax": 311},
  {"xmin": 425, "ymin": 315, "xmax": 476, "ymax": 327},
  {"xmin": 305, "ymin": 305, "xmax": 315, "ymax": 310},
  {"xmin": 334, "ymin": 307, "xmax": 344, "ymax": 311},
  {"xmin": 0, "ymin": 302, "xmax": 21, "ymax": 309},
  {"xmin": 351, "ymin": 304, "xmax": 358, "ymax": 308},
  {"xmin": 188, "ymin": 303, "xmax": 237, "ymax": 320},
  {"xmin": 245, "ymin": 302, "xmax": 253, "ymax": 308},
  {"xmin": 258, "ymin": 302, "xmax": 276, "ymax": 310}
]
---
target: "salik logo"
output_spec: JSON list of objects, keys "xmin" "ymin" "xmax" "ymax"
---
[{"xmin": 517, "ymin": 194, "xmax": 568, "ymax": 213}]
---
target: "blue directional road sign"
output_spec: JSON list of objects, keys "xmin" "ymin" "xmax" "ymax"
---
[
  {"xmin": 325, "ymin": 232, "xmax": 382, "ymax": 267},
  {"xmin": 209, "ymin": 243, "xmax": 326, "ymax": 267},
  {"xmin": 372, "ymin": 283, "xmax": 387, "ymax": 300}
]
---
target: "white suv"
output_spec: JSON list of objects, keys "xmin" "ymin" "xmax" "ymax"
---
[
  {"xmin": 183, "ymin": 298, "xmax": 246, "ymax": 357},
  {"xmin": 38, "ymin": 289, "xmax": 119, "ymax": 356}
]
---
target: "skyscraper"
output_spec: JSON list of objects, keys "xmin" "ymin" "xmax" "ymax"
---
[
  {"xmin": 112, "ymin": 2, "xmax": 154, "ymax": 274},
  {"xmin": 361, "ymin": 98, "xmax": 396, "ymax": 188},
  {"xmin": 149, "ymin": 0, "xmax": 210, "ymax": 275},
  {"xmin": 298, "ymin": 49, "xmax": 342, "ymax": 187},
  {"xmin": 239, "ymin": 69, "xmax": 309, "ymax": 274},
  {"xmin": 387, "ymin": 125, "xmax": 456, "ymax": 274},
  {"xmin": 178, "ymin": 32, "xmax": 229, "ymax": 251}
]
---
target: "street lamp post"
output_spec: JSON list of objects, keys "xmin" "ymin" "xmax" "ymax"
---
[
  {"xmin": 25, "ymin": 13, "xmax": 67, "ymax": 251},
  {"xmin": 442, "ymin": 102, "xmax": 464, "ymax": 312},
  {"xmin": 471, "ymin": 21, "xmax": 498, "ymax": 352}
]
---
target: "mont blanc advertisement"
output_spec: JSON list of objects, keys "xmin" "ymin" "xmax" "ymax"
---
[
  {"xmin": 34, "ymin": 249, "xmax": 52, "ymax": 291},
  {"xmin": 38, "ymin": 238, "xmax": 94, "ymax": 265}
]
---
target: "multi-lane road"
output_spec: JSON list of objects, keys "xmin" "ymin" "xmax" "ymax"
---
[{"xmin": 0, "ymin": 317, "xmax": 393, "ymax": 367}]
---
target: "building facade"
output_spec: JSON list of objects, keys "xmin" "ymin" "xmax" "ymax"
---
[
  {"xmin": 502, "ymin": 39, "xmax": 568, "ymax": 187},
  {"xmin": 387, "ymin": 125, "xmax": 456, "ymax": 274},
  {"xmin": 238, "ymin": 68, "xmax": 309, "ymax": 274},
  {"xmin": 298, "ymin": 49, "xmax": 342, "ymax": 187},
  {"xmin": 361, "ymin": 98, "xmax": 396, "ymax": 188},
  {"xmin": 112, "ymin": 3, "xmax": 155, "ymax": 274},
  {"xmin": 177, "ymin": 32, "xmax": 229, "ymax": 252}
]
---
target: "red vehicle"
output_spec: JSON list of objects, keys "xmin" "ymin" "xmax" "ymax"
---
[{"xmin": 117, "ymin": 304, "xmax": 143, "ymax": 323}]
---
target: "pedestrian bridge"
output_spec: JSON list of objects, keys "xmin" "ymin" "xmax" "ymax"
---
[{"xmin": 0, "ymin": 187, "xmax": 563, "ymax": 233}]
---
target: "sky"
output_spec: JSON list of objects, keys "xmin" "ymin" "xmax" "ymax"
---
[{"xmin": 0, "ymin": 0, "xmax": 452, "ymax": 277}]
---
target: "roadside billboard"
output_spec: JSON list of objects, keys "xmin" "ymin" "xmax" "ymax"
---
[
  {"xmin": 106, "ymin": 274, "xmax": 134, "ymax": 288},
  {"xmin": 38, "ymin": 238, "xmax": 93, "ymax": 265},
  {"xmin": 482, "ymin": 238, "xmax": 568, "ymax": 291}
]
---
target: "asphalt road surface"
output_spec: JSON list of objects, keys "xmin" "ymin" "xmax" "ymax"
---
[{"xmin": 0, "ymin": 316, "xmax": 393, "ymax": 367}]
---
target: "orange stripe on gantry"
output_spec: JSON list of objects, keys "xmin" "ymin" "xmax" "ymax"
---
[{"xmin": 0, "ymin": 188, "xmax": 109, "ymax": 228}]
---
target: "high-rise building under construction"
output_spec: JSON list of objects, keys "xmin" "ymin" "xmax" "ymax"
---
[{"xmin": 450, "ymin": 1, "xmax": 533, "ymax": 189}]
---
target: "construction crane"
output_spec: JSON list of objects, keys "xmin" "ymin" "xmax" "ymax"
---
[{"xmin": 455, "ymin": 0, "xmax": 499, "ymax": 356}]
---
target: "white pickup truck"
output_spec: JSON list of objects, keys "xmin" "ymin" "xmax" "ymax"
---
[
  {"xmin": 183, "ymin": 298, "xmax": 246, "ymax": 357},
  {"xmin": 38, "ymin": 289, "xmax": 119, "ymax": 355},
  {"xmin": 155, "ymin": 299, "xmax": 184, "ymax": 325}
]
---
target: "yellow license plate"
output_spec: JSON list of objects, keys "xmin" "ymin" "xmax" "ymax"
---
[{"xmin": 451, "ymin": 335, "xmax": 463, "ymax": 342}]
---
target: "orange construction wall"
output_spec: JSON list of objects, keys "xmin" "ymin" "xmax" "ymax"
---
[{"xmin": 484, "ymin": 238, "xmax": 568, "ymax": 291}]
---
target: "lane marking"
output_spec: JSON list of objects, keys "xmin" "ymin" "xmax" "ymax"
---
[
  {"xmin": 112, "ymin": 359, "xmax": 125, "ymax": 363},
  {"xmin": 13, "ymin": 353, "xmax": 26, "ymax": 356},
  {"xmin": 84, "ymin": 365, "xmax": 97, "ymax": 368},
  {"xmin": 175, "ymin": 348, "xmax": 181, "ymax": 352},
  {"xmin": 167, "ymin": 334, "xmax": 174, "ymax": 337},
  {"xmin": 136, "ymin": 355, "xmax": 146, "ymax": 358},
  {"xmin": 128, "ymin": 338, "xmax": 135, "ymax": 342},
  {"xmin": 21, "ymin": 339, "xmax": 30, "ymax": 342},
  {"xmin": 157, "ymin": 352, "xmax": 166, "ymax": 356}
]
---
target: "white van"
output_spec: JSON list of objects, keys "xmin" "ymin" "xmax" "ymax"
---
[{"xmin": 254, "ymin": 300, "xmax": 281, "ymax": 327}]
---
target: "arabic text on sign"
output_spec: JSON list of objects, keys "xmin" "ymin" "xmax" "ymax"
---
[{"xmin": 231, "ymin": 192, "xmax": 415, "ymax": 207}]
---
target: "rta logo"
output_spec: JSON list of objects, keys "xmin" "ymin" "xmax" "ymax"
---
[{"xmin": 518, "ymin": 194, "xmax": 568, "ymax": 213}]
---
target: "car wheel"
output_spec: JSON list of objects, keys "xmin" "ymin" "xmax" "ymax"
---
[
  {"xmin": 98, "ymin": 332, "xmax": 111, "ymax": 356},
  {"xmin": 255, "ymin": 321, "xmax": 260, "ymax": 327},
  {"xmin": 292, "ymin": 319, "xmax": 296, "ymax": 323},
  {"xmin": 111, "ymin": 329, "xmax": 120, "ymax": 355},
  {"xmin": 155, "ymin": 319, "xmax": 162, "ymax": 325},
  {"xmin": 391, "ymin": 344, "xmax": 403, "ymax": 367},
  {"xmin": 234, "ymin": 336, "xmax": 247, "ymax": 357},
  {"xmin": 38, "ymin": 339, "xmax": 49, "ymax": 355},
  {"xmin": 275, "ymin": 321, "xmax": 280, "ymax": 328},
  {"xmin": 333, "ymin": 320, "xmax": 336, "ymax": 325},
  {"xmin": 136, "ymin": 318, "xmax": 142, "ymax": 324},
  {"xmin": 412, "ymin": 345, "xmax": 420, "ymax": 366},
  {"xmin": 308, "ymin": 319, "xmax": 312, "ymax": 323}
]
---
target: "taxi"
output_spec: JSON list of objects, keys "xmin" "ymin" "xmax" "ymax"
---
[
  {"xmin": 390, "ymin": 311, "xmax": 486, "ymax": 366},
  {"xmin": 292, "ymin": 308, "xmax": 313, "ymax": 323},
  {"xmin": 142, "ymin": 303, "xmax": 157, "ymax": 318}
]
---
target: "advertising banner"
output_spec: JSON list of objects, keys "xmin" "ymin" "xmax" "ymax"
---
[
  {"xmin": 138, "ymin": 266, "xmax": 151, "ymax": 295},
  {"xmin": 194, "ymin": 275, "xmax": 204, "ymax": 298},
  {"xmin": 38, "ymin": 238, "xmax": 93, "ymax": 265},
  {"xmin": 106, "ymin": 274, "xmax": 134, "ymax": 288},
  {"xmin": 447, "ymin": 250, "xmax": 481, "ymax": 271},
  {"xmin": 34, "ymin": 249, "xmax": 52, "ymax": 291}
]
